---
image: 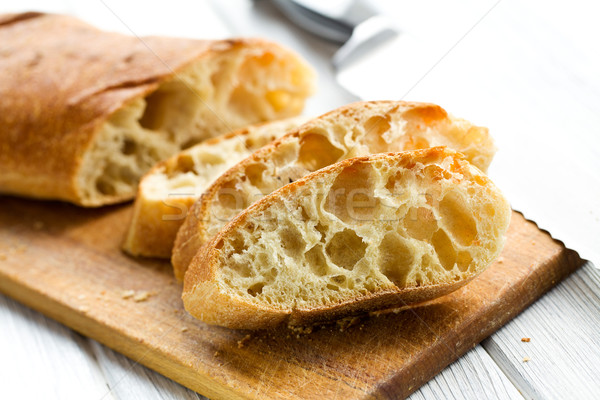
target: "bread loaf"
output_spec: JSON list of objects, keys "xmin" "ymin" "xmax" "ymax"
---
[
  {"xmin": 172, "ymin": 101, "xmax": 494, "ymax": 280},
  {"xmin": 182, "ymin": 147, "xmax": 511, "ymax": 329},
  {"xmin": 123, "ymin": 117, "xmax": 306, "ymax": 258},
  {"xmin": 0, "ymin": 12, "xmax": 314, "ymax": 206}
]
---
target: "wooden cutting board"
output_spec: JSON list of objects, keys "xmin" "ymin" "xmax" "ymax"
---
[{"xmin": 0, "ymin": 197, "xmax": 582, "ymax": 399}]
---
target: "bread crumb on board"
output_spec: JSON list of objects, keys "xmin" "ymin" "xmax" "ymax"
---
[
  {"xmin": 521, "ymin": 337, "xmax": 531, "ymax": 342},
  {"xmin": 133, "ymin": 291, "xmax": 153, "ymax": 302},
  {"xmin": 522, "ymin": 356, "xmax": 531, "ymax": 363},
  {"xmin": 180, "ymin": 327, "xmax": 189, "ymax": 332},
  {"xmin": 237, "ymin": 334, "xmax": 251, "ymax": 348},
  {"xmin": 121, "ymin": 289, "xmax": 155, "ymax": 302}
]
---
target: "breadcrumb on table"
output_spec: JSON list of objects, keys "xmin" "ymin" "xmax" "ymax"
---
[
  {"xmin": 521, "ymin": 337, "xmax": 531, "ymax": 342},
  {"xmin": 522, "ymin": 356, "xmax": 531, "ymax": 363}
]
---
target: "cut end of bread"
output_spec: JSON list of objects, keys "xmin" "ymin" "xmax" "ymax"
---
[
  {"xmin": 122, "ymin": 117, "xmax": 307, "ymax": 258},
  {"xmin": 183, "ymin": 147, "xmax": 511, "ymax": 329},
  {"xmin": 76, "ymin": 40, "xmax": 315, "ymax": 206}
]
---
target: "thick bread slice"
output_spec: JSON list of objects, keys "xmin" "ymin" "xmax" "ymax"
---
[
  {"xmin": 0, "ymin": 13, "xmax": 314, "ymax": 206},
  {"xmin": 182, "ymin": 147, "xmax": 511, "ymax": 329},
  {"xmin": 123, "ymin": 117, "xmax": 307, "ymax": 258},
  {"xmin": 173, "ymin": 101, "xmax": 494, "ymax": 280}
]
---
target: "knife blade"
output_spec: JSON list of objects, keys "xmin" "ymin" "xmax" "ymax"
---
[{"xmin": 271, "ymin": 0, "xmax": 600, "ymax": 267}]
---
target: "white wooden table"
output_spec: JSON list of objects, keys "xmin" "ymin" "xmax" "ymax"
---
[{"xmin": 1, "ymin": 1, "xmax": 599, "ymax": 399}]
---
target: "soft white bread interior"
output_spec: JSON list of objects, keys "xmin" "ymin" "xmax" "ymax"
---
[
  {"xmin": 123, "ymin": 117, "xmax": 307, "ymax": 258},
  {"xmin": 182, "ymin": 147, "xmax": 511, "ymax": 329},
  {"xmin": 78, "ymin": 41, "xmax": 315, "ymax": 206},
  {"xmin": 173, "ymin": 101, "xmax": 495, "ymax": 280}
]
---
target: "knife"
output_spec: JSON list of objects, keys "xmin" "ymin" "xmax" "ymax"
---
[{"xmin": 271, "ymin": 0, "xmax": 600, "ymax": 267}]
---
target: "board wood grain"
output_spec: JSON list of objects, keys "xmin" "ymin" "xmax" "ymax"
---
[{"xmin": 0, "ymin": 197, "xmax": 583, "ymax": 399}]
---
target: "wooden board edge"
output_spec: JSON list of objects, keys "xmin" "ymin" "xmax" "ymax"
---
[
  {"xmin": 375, "ymin": 236, "xmax": 584, "ymax": 399},
  {"xmin": 0, "ymin": 270, "xmax": 249, "ymax": 400}
]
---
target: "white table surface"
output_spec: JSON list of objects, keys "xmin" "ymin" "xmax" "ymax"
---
[{"xmin": 1, "ymin": 1, "xmax": 599, "ymax": 399}]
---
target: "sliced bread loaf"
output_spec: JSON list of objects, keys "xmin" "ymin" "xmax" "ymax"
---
[
  {"xmin": 182, "ymin": 147, "xmax": 511, "ymax": 329},
  {"xmin": 173, "ymin": 101, "xmax": 495, "ymax": 280}
]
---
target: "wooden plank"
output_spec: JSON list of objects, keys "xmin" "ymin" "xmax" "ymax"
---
[
  {"xmin": 0, "ymin": 197, "xmax": 583, "ymax": 399},
  {"xmin": 483, "ymin": 261, "xmax": 600, "ymax": 399},
  {"xmin": 410, "ymin": 345, "xmax": 523, "ymax": 400},
  {"xmin": 0, "ymin": 294, "xmax": 114, "ymax": 400}
]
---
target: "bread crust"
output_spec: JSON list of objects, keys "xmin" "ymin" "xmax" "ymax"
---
[
  {"xmin": 172, "ymin": 100, "xmax": 494, "ymax": 280},
  {"xmin": 0, "ymin": 13, "xmax": 311, "ymax": 206},
  {"xmin": 183, "ymin": 148, "xmax": 510, "ymax": 329}
]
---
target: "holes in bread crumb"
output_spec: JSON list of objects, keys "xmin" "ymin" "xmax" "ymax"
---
[
  {"xmin": 174, "ymin": 154, "xmax": 196, "ymax": 174},
  {"xmin": 403, "ymin": 207, "xmax": 438, "ymax": 241},
  {"xmin": 247, "ymin": 282, "xmax": 265, "ymax": 297},
  {"xmin": 431, "ymin": 229, "xmax": 456, "ymax": 271},
  {"xmin": 280, "ymin": 224, "xmax": 304, "ymax": 258},
  {"xmin": 457, "ymin": 251, "xmax": 473, "ymax": 272},
  {"xmin": 439, "ymin": 191, "xmax": 477, "ymax": 246},
  {"xmin": 298, "ymin": 132, "xmax": 344, "ymax": 171},
  {"xmin": 245, "ymin": 163, "xmax": 268, "ymax": 189},
  {"xmin": 379, "ymin": 233, "xmax": 413, "ymax": 286},
  {"xmin": 122, "ymin": 139, "xmax": 137, "ymax": 155},
  {"xmin": 229, "ymin": 233, "xmax": 248, "ymax": 254},
  {"xmin": 306, "ymin": 245, "xmax": 328, "ymax": 276},
  {"xmin": 363, "ymin": 114, "xmax": 392, "ymax": 152},
  {"xmin": 326, "ymin": 283, "xmax": 340, "ymax": 291},
  {"xmin": 331, "ymin": 275, "xmax": 346, "ymax": 285},
  {"xmin": 326, "ymin": 229, "xmax": 366, "ymax": 271},
  {"xmin": 325, "ymin": 164, "xmax": 379, "ymax": 223},
  {"xmin": 96, "ymin": 179, "xmax": 116, "ymax": 196},
  {"xmin": 230, "ymin": 259, "xmax": 252, "ymax": 278},
  {"xmin": 139, "ymin": 81, "xmax": 201, "ymax": 142}
]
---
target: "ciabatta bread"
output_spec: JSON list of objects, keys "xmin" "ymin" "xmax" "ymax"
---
[
  {"xmin": 0, "ymin": 13, "xmax": 314, "ymax": 206},
  {"xmin": 182, "ymin": 148, "xmax": 511, "ymax": 329},
  {"xmin": 123, "ymin": 117, "xmax": 306, "ymax": 258},
  {"xmin": 173, "ymin": 101, "xmax": 494, "ymax": 280}
]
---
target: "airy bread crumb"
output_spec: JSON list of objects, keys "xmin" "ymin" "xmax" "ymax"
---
[
  {"xmin": 183, "ymin": 148, "xmax": 511, "ymax": 329},
  {"xmin": 173, "ymin": 100, "xmax": 496, "ymax": 280}
]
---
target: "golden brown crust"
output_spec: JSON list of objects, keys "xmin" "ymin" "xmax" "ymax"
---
[
  {"xmin": 182, "ymin": 148, "xmax": 509, "ymax": 329},
  {"xmin": 0, "ymin": 13, "xmax": 308, "ymax": 206},
  {"xmin": 172, "ymin": 100, "xmax": 493, "ymax": 280}
]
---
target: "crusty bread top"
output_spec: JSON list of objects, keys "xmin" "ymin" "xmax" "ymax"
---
[
  {"xmin": 182, "ymin": 147, "xmax": 511, "ymax": 329},
  {"xmin": 0, "ymin": 13, "xmax": 314, "ymax": 206},
  {"xmin": 172, "ymin": 100, "xmax": 495, "ymax": 278}
]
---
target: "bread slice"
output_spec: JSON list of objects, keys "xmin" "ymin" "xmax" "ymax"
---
[
  {"xmin": 182, "ymin": 147, "xmax": 511, "ymax": 329},
  {"xmin": 0, "ymin": 13, "xmax": 314, "ymax": 206},
  {"xmin": 123, "ymin": 117, "xmax": 307, "ymax": 258},
  {"xmin": 172, "ymin": 101, "xmax": 495, "ymax": 280}
]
